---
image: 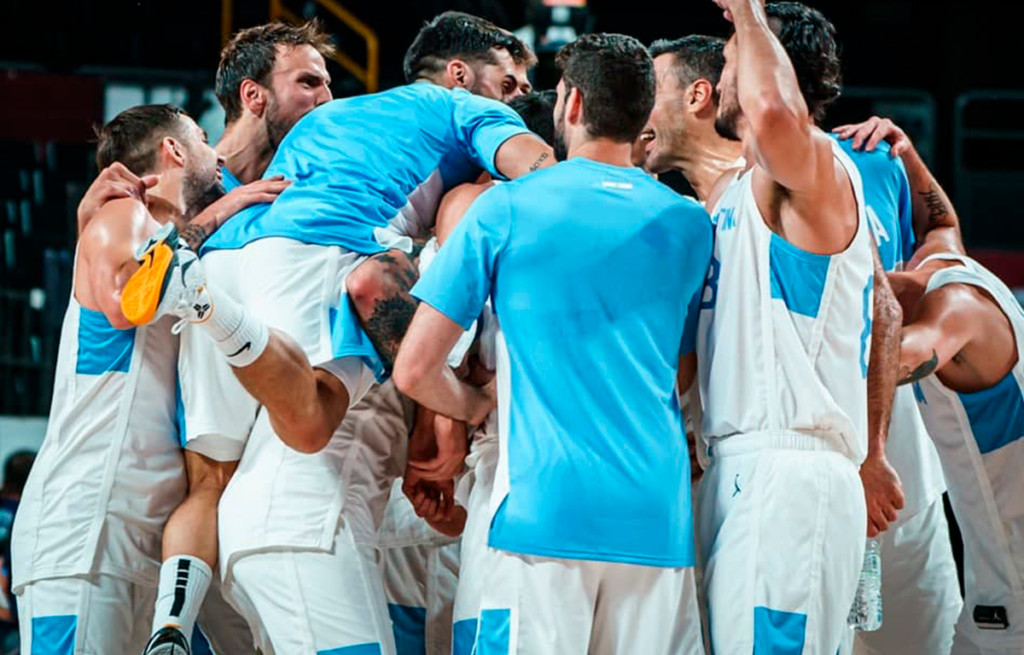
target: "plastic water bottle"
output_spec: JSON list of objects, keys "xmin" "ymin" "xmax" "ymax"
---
[{"xmin": 848, "ymin": 539, "xmax": 883, "ymax": 631}]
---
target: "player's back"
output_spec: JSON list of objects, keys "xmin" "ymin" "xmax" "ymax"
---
[
  {"xmin": 203, "ymin": 83, "xmax": 527, "ymax": 256},
  {"xmin": 912, "ymin": 254, "xmax": 1024, "ymax": 633},
  {"xmin": 698, "ymin": 142, "xmax": 875, "ymax": 463},
  {"xmin": 483, "ymin": 157, "xmax": 713, "ymax": 566},
  {"xmin": 11, "ymin": 253, "xmax": 185, "ymax": 592}
]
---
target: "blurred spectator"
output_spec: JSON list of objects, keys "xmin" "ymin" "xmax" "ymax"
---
[{"xmin": 0, "ymin": 450, "xmax": 36, "ymax": 653}]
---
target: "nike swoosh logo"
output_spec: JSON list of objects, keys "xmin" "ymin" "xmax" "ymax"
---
[{"xmin": 227, "ymin": 342, "xmax": 251, "ymax": 358}]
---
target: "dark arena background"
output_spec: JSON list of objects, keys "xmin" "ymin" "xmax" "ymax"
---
[{"xmin": 0, "ymin": 0, "xmax": 1022, "ymax": 650}]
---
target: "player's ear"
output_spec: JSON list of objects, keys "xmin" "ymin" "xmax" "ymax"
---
[
  {"xmin": 240, "ymin": 79, "xmax": 267, "ymax": 117},
  {"xmin": 688, "ymin": 79, "xmax": 715, "ymax": 116},
  {"xmin": 161, "ymin": 137, "xmax": 187, "ymax": 169},
  {"xmin": 566, "ymin": 86, "xmax": 584, "ymax": 126},
  {"xmin": 446, "ymin": 59, "xmax": 474, "ymax": 90}
]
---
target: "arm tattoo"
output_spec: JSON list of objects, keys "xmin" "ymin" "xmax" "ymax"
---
[
  {"xmin": 529, "ymin": 152, "xmax": 550, "ymax": 172},
  {"xmin": 898, "ymin": 349, "xmax": 939, "ymax": 385},
  {"xmin": 179, "ymin": 223, "xmax": 209, "ymax": 252},
  {"xmin": 918, "ymin": 185, "xmax": 950, "ymax": 226}
]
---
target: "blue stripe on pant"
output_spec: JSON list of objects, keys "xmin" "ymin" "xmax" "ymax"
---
[
  {"xmin": 31, "ymin": 615, "xmax": 76, "ymax": 655},
  {"xmin": 452, "ymin": 618, "xmax": 479, "ymax": 655},
  {"xmin": 754, "ymin": 606, "xmax": 807, "ymax": 654}
]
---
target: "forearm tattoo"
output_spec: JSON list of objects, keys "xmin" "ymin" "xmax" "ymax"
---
[
  {"xmin": 918, "ymin": 185, "xmax": 950, "ymax": 226},
  {"xmin": 179, "ymin": 223, "xmax": 209, "ymax": 252},
  {"xmin": 898, "ymin": 349, "xmax": 939, "ymax": 385},
  {"xmin": 529, "ymin": 152, "xmax": 550, "ymax": 172}
]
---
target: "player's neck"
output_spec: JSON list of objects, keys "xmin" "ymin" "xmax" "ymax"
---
[
  {"xmin": 216, "ymin": 118, "xmax": 274, "ymax": 184},
  {"xmin": 145, "ymin": 182, "xmax": 187, "ymax": 227},
  {"xmin": 569, "ymin": 138, "xmax": 635, "ymax": 168},
  {"xmin": 679, "ymin": 132, "xmax": 743, "ymax": 203}
]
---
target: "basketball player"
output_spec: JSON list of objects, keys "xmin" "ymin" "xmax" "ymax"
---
[
  {"xmin": 122, "ymin": 13, "xmax": 553, "ymax": 653},
  {"xmin": 837, "ymin": 115, "xmax": 1022, "ymax": 655},
  {"xmin": 395, "ymin": 33, "xmax": 710, "ymax": 654},
  {"xmin": 829, "ymin": 116, "xmax": 961, "ymax": 654},
  {"xmin": 694, "ymin": 1, "xmax": 896, "ymax": 651},
  {"xmin": 9, "ymin": 105, "xmax": 279, "ymax": 655}
]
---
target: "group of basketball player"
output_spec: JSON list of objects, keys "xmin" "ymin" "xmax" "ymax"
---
[{"xmin": 7, "ymin": 0, "xmax": 1023, "ymax": 653}]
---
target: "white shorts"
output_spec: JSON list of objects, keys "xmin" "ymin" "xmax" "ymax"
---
[
  {"xmin": 16, "ymin": 574, "xmax": 154, "ymax": 654},
  {"xmin": 840, "ymin": 496, "xmax": 961, "ymax": 655},
  {"xmin": 698, "ymin": 433, "xmax": 865, "ymax": 655},
  {"xmin": 381, "ymin": 535, "xmax": 461, "ymax": 655},
  {"xmin": 452, "ymin": 433, "xmax": 500, "ymax": 654},
  {"xmin": 473, "ymin": 550, "xmax": 704, "ymax": 655},
  {"xmin": 950, "ymin": 595, "xmax": 1024, "ymax": 655},
  {"xmin": 180, "ymin": 239, "xmax": 378, "ymax": 461},
  {"xmin": 196, "ymin": 574, "xmax": 256, "ymax": 654},
  {"xmin": 224, "ymin": 518, "xmax": 396, "ymax": 655}
]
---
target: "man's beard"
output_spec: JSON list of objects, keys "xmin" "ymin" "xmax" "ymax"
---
[
  {"xmin": 265, "ymin": 94, "xmax": 292, "ymax": 152},
  {"xmin": 714, "ymin": 103, "xmax": 742, "ymax": 142},
  {"xmin": 182, "ymin": 169, "xmax": 226, "ymax": 219}
]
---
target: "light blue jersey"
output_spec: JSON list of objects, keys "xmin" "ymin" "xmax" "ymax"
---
[
  {"xmin": 203, "ymin": 84, "xmax": 530, "ymax": 255},
  {"xmin": 221, "ymin": 166, "xmax": 242, "ymax": 193},
  {"xmin": 834, "ymin": 137, "xmax": 915, "ymax": 272},
  {"xmin": 413, "ymin": 157, "xmax": 713, "ymax": 567}
]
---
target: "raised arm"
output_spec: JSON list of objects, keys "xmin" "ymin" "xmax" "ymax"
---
[{"xmin": 722, "ymin": 0, "xmax": 818, "ymax": 192}]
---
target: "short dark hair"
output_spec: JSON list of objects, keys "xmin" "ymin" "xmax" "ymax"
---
[
  {"xmin": 2, "ymin": 450, "xmax": 35, "ymax": 493},
  {"xmin": 509, "ymin": 90, "xmax": 557, "ymax": 146},
  {"xmin": 95, "ymin": 104, "xmax": 189, "ymax": 175},
  {"xmin": 649, "ymin": 35, "xmax": 726, "ymax": 92},
  {"xmin": 216, "ymin": 20, "xmax": 336, "ymax": 125},
  {"xmin": 765, "ymin": 2, "xmax": 842, "ymax": 123},
  {"xmin": 555, "ymin": 33, "xmax": 655, "ymax": 143},
  {"xmin": 403, "ymin": 11, "xmax": 536, "ymax": 83}
]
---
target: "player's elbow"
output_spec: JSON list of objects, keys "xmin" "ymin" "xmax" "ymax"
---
[
  {"xmin": 393, "ymin": 349, "xmax": 430, "ymax": 401},
  {"xmin": 747, "ymin": 94, "xmax": 806, "ymax": 144}
]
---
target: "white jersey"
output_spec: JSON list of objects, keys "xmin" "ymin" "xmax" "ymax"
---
[
  {"xmin": 697, "ymin": 141, "xmax": 875, "ymax": 463},
  {"xmin": 912, "ymin": 253, "xmax": 1024, "ymax": 638},
  {"xmin": 12, "ymin": 265, "xmax": 185, "ymax": 591}
]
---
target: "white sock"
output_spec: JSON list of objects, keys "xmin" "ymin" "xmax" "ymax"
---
[
  {"xmin": 151, "ymin": 555, "xmax": 212, "ymax": 641},
  {"xmin": 199, "ymin": 285, "xmax": 268, "ymax": 367}
]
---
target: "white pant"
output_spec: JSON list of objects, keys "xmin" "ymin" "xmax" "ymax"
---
[
  {"xmin": 196, "ymin": 575, "xmax": 257, "ymax": 654},
  {"xmin": 840, "ymin": 496, "xmax": 962, "ymax": 655},
  {"xmin": 17, "ymin": 574, "xmax": 154, "ymax": 654},
  {"xmin": 699, "ymin": 434, "xmax": 865, "ymax": 655},
  {"xmin": 475, "ymin": 550, "xmax": 704, "ymax": 655},
  {"xmin": 381, "ymin": 538, "xmax": 461, "ymax": 655},
  {"xmin": 224, "ymin": 519, "xmax": 396, "ymax": 655}
]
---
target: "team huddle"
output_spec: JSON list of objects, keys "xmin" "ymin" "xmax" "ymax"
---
[{"xmin": 9, "ymin": 0, "xmax": 1024, "ymax": 653}]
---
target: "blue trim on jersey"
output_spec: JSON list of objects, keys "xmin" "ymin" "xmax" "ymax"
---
[
  {"xmin": 329, "ymin": 299, "xmax": 387, "ymax": 381},
  {"xmin": 221, "ymin": 167, "xmax": 242, "ymax": 192},
  {"xmin": 452, "ymin": 618, "xmax": 478, "ymax": 655},
  {"xmin": 913, "ymin": 381, "xmax": 928, "ymax": 405},
  {"xmin": 31, "ymin": 615, "xmax": 76, "ymax": 655},
  {"xmin": 769, "ymin": 233, "xmax": 831, "ymax": 318},
  {"xmin": 388, "ymin": 604, "xmax": 427, "ymax": 655},
  {"xmin": 76, "ymin": 307, "xmax": 135, "ymax": 374},
  {"xmin": 834, "ymin": 137, "xmax": 915, "ymax": 272},
  {"xmin": 753, "ymin": 606, "xmax": 806, "ymax": 654},
  {"xmin": 174, "ymin": 375, "xmax": 187, "ymax": 448},
  {"xmin": 958, "ymin": 371, "xmax": 1024, "ymax": 455},
  {"xmin": 318, "ymin": 643, "xmax": 383, "ymax": 655},
  {"xmin": 475, "ymin": 609, "xmax": 510, "ymax": 655}
]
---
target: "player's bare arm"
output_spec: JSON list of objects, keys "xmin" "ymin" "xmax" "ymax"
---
[
  {"xmin": 494, "ymin": 133, "xmax": 556, "ymax": 179},
  {"xmin": 394, "ymin": 305, "xmax": 495, "ymax": 425},
  {"xmin": 862, "ymin": 242, "xmax": 905, "ymax": 537},
  {"xmin": 898, "ymin": 286, "xmax": 979, "ymax": 385}
]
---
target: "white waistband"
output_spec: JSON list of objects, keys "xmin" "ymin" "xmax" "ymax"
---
[{"xmin": 707, "ymin": 430, "xmax": 848, "ymax": 458}]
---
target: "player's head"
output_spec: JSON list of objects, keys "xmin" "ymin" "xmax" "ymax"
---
[
  {"xmin": 216, "ymin": 20, "xmax": 335, "ymax": 150},
  {"xmin": 404, "ymin": 11, "xmax": 536, "ymax": 102},
  {"xmin": 715, "ymin": 1, "xmax": 842, "ymax": 140},
  {"xmin": 644, "ymin": 35, "xmax": 726, "ymax": 173},
  {"xmin": 509, "ymin": 89, "xmax": 557, "ymax": 148},
  {"xmin": 96, "ymin": 104, "xmax": 225, "ymax": 218},
  {"xmin": 1, "ymin": 450, "xmax": 35, "ymax": 496},
  {"xmin": 553, "ymin": 33, "xmax": 655, "ymax": 161}
]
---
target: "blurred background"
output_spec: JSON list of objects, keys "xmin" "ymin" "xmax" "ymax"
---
[{"xmin": 0, "ymin": 0, "xmax": 1021, "ymax": 644}]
